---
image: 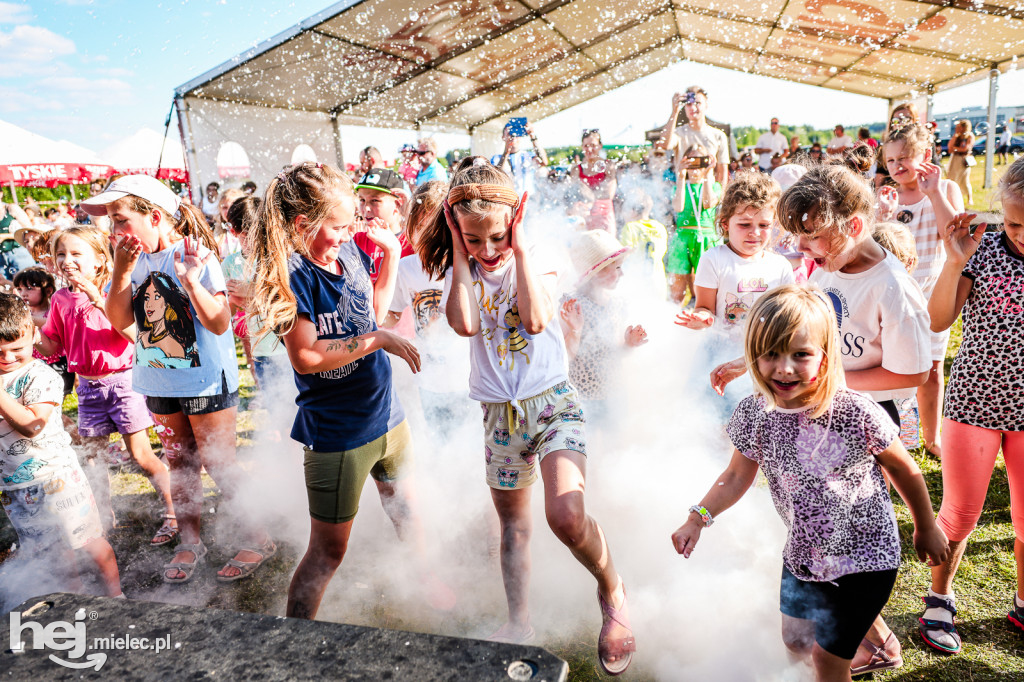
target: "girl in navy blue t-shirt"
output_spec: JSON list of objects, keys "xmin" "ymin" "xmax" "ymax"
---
[{"xmin": 250, "ymin": 162, "xmax": 454, "ymax": 619}]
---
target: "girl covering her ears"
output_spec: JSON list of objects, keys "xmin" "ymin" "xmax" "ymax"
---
[
  {"xmin": 710, "ymin": 164, "xmax": 935, "ymax": 674},
  {"xmin": 248, "ymin": 162, "xmax": 454, "ymax": 621},
  {"xmin": 34, "ymin": 226, "xmax": 174, "ymax": 544},
  {"xmin": 418, "ymin": 157, "xmax": 635, "ymax": 675},
  {"xmin": 882, "ymin": 121, "xmax": 964, "ymax": 458},
  {"xmin": 674, "ymin": 284, "xmax": 948, "ymax": 682},
  {"xmin": 88, "ymin": 174, "xmax": 273, "ymax": 586},
  {"xmin": 918, "ymin": 158, "xmax": 1024, "ymax": 654}
]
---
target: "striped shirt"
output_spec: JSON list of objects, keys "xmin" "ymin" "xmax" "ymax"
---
[{"xmin": 897, "ymin": 179, "xmax": 956, "ymax": 297}]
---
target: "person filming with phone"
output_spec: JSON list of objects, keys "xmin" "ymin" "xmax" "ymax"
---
[{"xmin": 492, "ymin": 118, "xmax": 548, "ymax": 196}]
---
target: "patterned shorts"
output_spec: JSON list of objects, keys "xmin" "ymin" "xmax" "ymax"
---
[
  {"xmin": 481, "ymin": 381, "xmax": 586, "ymax": 490},
  {"xmin": 0, "ymin": 464, "xmax": 105, "ymax": 551}
]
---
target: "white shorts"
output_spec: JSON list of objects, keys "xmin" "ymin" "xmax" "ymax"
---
[{"xmin": 0, "ymin": 464, "xmax": 105, "ymax": 551}]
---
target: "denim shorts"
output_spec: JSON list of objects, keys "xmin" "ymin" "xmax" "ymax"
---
[{"xmin": 77, "ymin": 369, "xmax": 154, "ymax": 437}]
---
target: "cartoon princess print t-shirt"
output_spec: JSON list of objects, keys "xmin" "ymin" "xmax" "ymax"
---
[
  {"xmin": 694, "ymin": 244, "xmax": 795, "ymax": 346},
  {"xmin": 0, "ymin": 360, "xmax": 77, "ymax": 490},
  {"xmin": 130, "ymin": 240, "xmax": 239, "ymax": 398},
  {"xmin": 441, "ymin": 246, "xmax": 568, "ymax": 404}
]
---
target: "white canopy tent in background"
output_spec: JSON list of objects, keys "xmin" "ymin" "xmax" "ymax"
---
[
  {"xmin": 175, "ymin": 0, "xmax": 1024, "ymax": 201},
  {"xmin": 101, "ymin": 128, "xmax": 189, "ymax": 183},
  {"xmin": 0, "ymin": 119, "xmax": 112, "ymax": 198}
]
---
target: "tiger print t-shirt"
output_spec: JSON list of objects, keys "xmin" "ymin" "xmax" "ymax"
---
[
  {"xmin": 945, "ymin": 231, "xmax": 1024, "ymax": 431},
  {"xmin": 727, "ymin": 389, "xmax": 901, "ymax": 582}
]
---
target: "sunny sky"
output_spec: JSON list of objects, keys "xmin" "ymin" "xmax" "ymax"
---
[{"xmin": 3, "ymin": 0, "xmax": 1023, "ymax": 160}]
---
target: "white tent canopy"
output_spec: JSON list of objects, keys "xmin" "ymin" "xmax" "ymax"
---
[
  {"xmin": 0, "ymin": 119, "xmax": 112, "ymax": 189},
  {"xmin": 102, "ymin": 128, "xmax": 188, "ymax": 181},
  {"xmin": 175, "ymin": 0, "xmax": 1024, "ymax": 196}
]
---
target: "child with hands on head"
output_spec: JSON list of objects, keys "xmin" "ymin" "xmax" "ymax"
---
[
  {"xmin": 0, "ymin": 293, "xmax": 123, "ymax": 598},
  {"xmin": 84, "ymin": 174, "xmax": 273, "ymax": 586},
  {"xmin": 420, "ymin": 158, "xmax": 635, "ymax": 675},
  {"xmin": 917, "ymin": 158, "xmax": 1024, "ymax": 654},
  {"xmin": 33, "ymin": 225, "xmax": 175, "ymax": 542},
  {"xmin": 673, "ymin": 285, "xmax": 949, "ymax": 682},
  {"xmin": 248, "ymin": 162, "xmax": 454, "ymax": 622},
  {"xmin": 882, "ymin": 120, "xmax": 964, "ymax": 457}
]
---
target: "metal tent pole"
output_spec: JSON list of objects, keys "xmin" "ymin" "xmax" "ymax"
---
[
  {"xmin": 331, "ymin": 115, "xmax": 345, "ymax": 170},
  {"xmin": 985, "ymin": 68, "xmax": 998, "ymax": 189}
]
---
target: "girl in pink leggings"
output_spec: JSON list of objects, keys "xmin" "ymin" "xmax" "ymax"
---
[{"xmin": 919, "ymin": 157, "xmax": 1024, "ymax": 653}]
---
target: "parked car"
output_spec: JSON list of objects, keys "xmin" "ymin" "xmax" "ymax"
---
[{"xmin": 972, "ymin": 134, "xmax": 1024, "ymax": 156}]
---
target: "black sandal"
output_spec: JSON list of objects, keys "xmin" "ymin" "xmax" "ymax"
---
[{"xmin": 919, "ymin": 595, "xmax": 962, "ymax": 654}]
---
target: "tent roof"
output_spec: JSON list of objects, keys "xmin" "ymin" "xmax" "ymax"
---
[
  {"xmin": 176, "ymin": 0, "xmax": 1024, "ymax": 134},
  {"xmin": 0, "ymin": 119, "xmax": 106, "ymax": 166},
  {"xmin": 102, "ymin": 128, "xmax": 187, "ymax": 172}
]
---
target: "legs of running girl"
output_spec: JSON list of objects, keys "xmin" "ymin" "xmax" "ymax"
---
[{"xmin": 921, "ymin": 421, "xmax": 1024, "ymax": 651}]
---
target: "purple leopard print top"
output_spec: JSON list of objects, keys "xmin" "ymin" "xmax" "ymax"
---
[
  {"xmin": 945, "ymin": 231, "xmax": 1024, "ymax": 431},
  {"xmin": 727, "ymin": 389, "xmax": 901, "ymax": 582}
]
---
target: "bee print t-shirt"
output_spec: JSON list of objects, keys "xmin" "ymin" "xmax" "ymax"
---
[
  {"xmin": 441, "ymin": 246, "xmax": 568, "ymax": 404},
  {"xmin": 694, "ymin": 244, "xmax": 795, "ymax": 347}
]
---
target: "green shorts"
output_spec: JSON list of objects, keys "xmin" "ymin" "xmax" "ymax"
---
[
  {"xmin": 665, "ymin": 227, "xmax": 720, "ymax": 275},
  {"xmin": 303, "ymin": 420, "xmax": 412, "ymax": 524}
]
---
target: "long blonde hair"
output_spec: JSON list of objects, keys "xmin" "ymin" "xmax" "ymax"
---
[
  {"xmin": 745, "ymin": 284, "xmax": 843, "ymax": 419},
  {"xmin": 249, "ymin": 162, "xmax": 353, "ymax": 338}
]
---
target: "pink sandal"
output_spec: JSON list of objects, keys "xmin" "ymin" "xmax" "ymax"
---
[{"xmin": 597, "ymin": 582, "xmax": 636, "ymax": 676}]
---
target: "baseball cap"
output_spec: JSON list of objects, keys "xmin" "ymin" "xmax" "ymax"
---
[
  {"xmin": 81, "ymin": 175, "xmax": 181, "ymax": 217},
  {"xmin": 355, "ymin": 169, "xmax": 406, "ymax": 197}
]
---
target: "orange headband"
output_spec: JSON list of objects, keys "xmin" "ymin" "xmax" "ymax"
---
[{"xmin": 446, "ymin": 183, "xmax": 519, "ymax": 208}]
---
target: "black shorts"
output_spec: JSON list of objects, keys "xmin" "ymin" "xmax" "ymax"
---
[
  {"xmin": 876, "ymin": 399, "xmax": 900, "ymax": 427},
  {"xmin": 780, "ymin": 565, "xmax": 898, "ymax": 660},
  {"xmin": 145, "ymin": 372, "xmax": 239, "ymax": 416}
]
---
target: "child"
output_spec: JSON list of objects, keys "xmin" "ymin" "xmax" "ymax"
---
[
  {"xmin": 248, "ymin": 162, "xmax": 454, "ymax": 620},
  {"xmin": 571, "ymin": 129, "xmax": 617, "ymax": 234},
  {"xmin": 673, "ymin": 285, "xmax": 949, "ymax": 682},
  {"xmin": 223, "ymin": 197, "xmax": 291, "ymax": 393},
  {"xmin": 0, "ymin": 293, "xmax": 123, "ymax": 597},
  {"xmin": 14, "ymin": 267, "xmax": 74, "ymax": 396},
  {"xmin": 83, "ymin": 174, "xmax": 273, "ymax": 585},
  {"xmin": 560, "ymin": 230, "xmax": 648, "ymax": 422},
  {"xmin": 35, "ymin": 225, "xmax": 175, "ymax": 542},
  {"xmin": 617, "ymin": 188, "xmax": 668, "ymax": 297},
  {"xmin": 882, "ymin": 120, "xmax": 964, "ymax": 456},
  {"xmin": 354, "ymin": 168, "xmax": 415, "ymax": 282},
  {"xmin": 710, "ymin": 165, "xmax": 935, "ymax": 672},
  {"xmin": 420, "ymin": 158, "xmax": 635, "ymax": 675},
  {"xmin": 665, "ymin": 144, "xmax": 722, "ymax": 305},
  {"xmin": 676, "ymin": 170, "xmax": 794, "ymax": 343},
  {"xmin": 918, "ymin": 159, "xmax": 1024, "ymax": 654},
  {"xmin": 384, "ymin": 180, "xmax": 469, "ymax": 436}
]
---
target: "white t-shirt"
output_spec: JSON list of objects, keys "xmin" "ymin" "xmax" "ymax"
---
[
  {"xmin": 390, "ymin": 255, "xmax": 469, "ymax": 394},
  {"xmin": 441, "ymin": 248, "xmax": 568, "ymax": 404},
  {"xmin": 0, "ymin": 360, "xmax": 77, "ymax": 490},
  {"xmin": 810, "ymin": 251, "xmax": 931, "ymax": 403},
  {"xmin": 827, "ymin": 135, "xmax": 854, "ymax": 153},
  {"xmin": 756, "ymin": 131, "xmax": 788, "ymax": 170},
  {"xmin": 694, "ymin": 244, "xmax": 795, "ymax": 347}
]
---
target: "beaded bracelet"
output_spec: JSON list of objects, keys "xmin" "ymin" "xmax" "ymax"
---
[{"xmin": 689, "ymin": 504, "xmax": 714, "ymax": 528}]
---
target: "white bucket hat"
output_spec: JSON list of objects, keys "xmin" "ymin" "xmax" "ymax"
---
[
  {"xmin": 81, "ymin": 175, "xmax": 181, "ymax": 217},
  {"xmin": 570, "ymin": 230, "xmax": 628, "ymax": 286}
]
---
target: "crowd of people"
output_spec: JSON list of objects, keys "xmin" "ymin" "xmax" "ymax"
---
[{"xmin": 1, "ymin": 83, "xmax": 1022, "ymax": 681}]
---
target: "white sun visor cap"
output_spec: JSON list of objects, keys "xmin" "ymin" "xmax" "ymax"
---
[{"xmin": 81, "ymin": 175, "xmax": 181, "ymax": 218}]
